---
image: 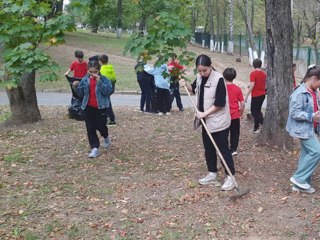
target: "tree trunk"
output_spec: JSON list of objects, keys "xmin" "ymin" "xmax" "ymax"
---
[
  {"xmin": 116, "ymin": 0, "xmax": 123, "ymax": 38},
  {"xmin": 256, "ymin": 0, "xmax": 293, "ymax": 149},
  {"xmin": 91, "ymin": 25, "xmax": 98, "ymax": 33},
  {"xmin": 207, "ymin": 0, "xmax": 215, "ymax": 50},
  {"xmin": 6, "ymin": 70, "xmax": 41, "ymax": 123},
  {"xmin": 227, "ymin": 0, "xmax": 234, "ymax": 54},
  {"xmin": 216, "ymin": 0, "xmax": 221, "ymax": 51},
  {"xmin": 251, "ymin": 0, "xmax": 254, "ymax": 32},
  {"xmin": 191, "ymin": 2, "xmax": 198, "ymax": 33},
  {"xmin": 244, "ymin": 0, "xmax": 255, "ymax": 50},
  {"xmin": 295, "ymin": 17, "xmax": 302, "ymax": 60}
]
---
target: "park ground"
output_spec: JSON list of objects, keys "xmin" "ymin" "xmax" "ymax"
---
[{"xmin": 0, "ymin": 31, "xmax": 320, "ymax": 239}]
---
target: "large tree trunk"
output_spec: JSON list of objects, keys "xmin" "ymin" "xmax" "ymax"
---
[
  {"xmin": 256, "ymin": 0, "xmax": 293, "ymax": 149},
  {"xmin": 6, "ymin": 70, "xmax": 41, "ymax": 123}
]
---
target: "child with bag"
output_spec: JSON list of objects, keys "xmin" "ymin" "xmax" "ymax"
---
[{"xmin": 73, "ymin": 60, "xmax": 113, "ymax": 158}]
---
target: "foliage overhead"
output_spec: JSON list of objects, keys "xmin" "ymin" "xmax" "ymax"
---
[
  {"xmin": 0, "ymin": 0, "xmax": 74, "ymax": 87},
  {"xmin": 124, "ymin": 11, "xmax": 195, "ymax": 78}
]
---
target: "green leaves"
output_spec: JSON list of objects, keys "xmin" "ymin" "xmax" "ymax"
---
[
  {"xmin": 0, "ymin": 0, "xmax": 74, "ymax": 87},
  {"xmin": 124, "ymin": 11, "xmax": 195, "ymax": 70}
]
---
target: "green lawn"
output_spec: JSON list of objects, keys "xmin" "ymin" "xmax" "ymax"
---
[{"xmin": 40, "ymin": 30, "xmax": 139, "ymax": 92}]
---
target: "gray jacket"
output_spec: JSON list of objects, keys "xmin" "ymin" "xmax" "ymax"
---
[{"xmin": 286, "ymin": 83, "xmax": 320, "ymax": 139}]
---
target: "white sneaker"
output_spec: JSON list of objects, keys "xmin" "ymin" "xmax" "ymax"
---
[
  {"xmin": 292, "ymin": 185, "xmax": 315, "ymax": 194},
  {"xmin": 166, "ymin": 112, "xmax": 171, "ymax": 116},
  {"xmin": 89, "ymin": 148, "xmax": 99, "ymax": 158},
  {"xmin": 290, "ymin": 177, "xmax": 311, "ymax": 190},
  {"xmin": 158, "ymin": 112, "xmax": 164, "ymax": 116},
  {"xmin": 231, "ymin": 151, "xmax": 238, "ymax": 156},
  {"xmin": 199, "ymin": 172, "xmax": 217, "ymax": 185},
  {"xmin": 221, "ymin": 175, "xmax": 237, "ymax": 191}
]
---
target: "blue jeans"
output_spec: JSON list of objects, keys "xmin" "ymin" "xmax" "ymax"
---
[{"xmin": 293, "ymin": 136, "xmax": 320, "ymax": 185}]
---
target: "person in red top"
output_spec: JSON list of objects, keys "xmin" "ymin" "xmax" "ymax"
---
[
  {"xmin": 168, "ymin": 54, "xmax": 185, "ymax": 111},
  {"xmin": 65, "ymin": 50, "xmax": 88, "ymax": 79},
  {"xmin": 223, "ymin": 68, "xmax": 245, "ymax": 156},
  {"xmin": 245, "ymin": 59, "xmax": 266, "ymax": 133}
]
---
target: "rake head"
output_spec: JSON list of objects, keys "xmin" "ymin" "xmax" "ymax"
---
[{"xmin": 229, "ymin": 188, "xmax": 251, "ymax": 201}]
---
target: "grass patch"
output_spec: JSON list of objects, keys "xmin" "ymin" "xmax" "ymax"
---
[
  {"xmin": 3, "ymin": 152, "xmax": 26, "ymax": 163},
  {"xmin": 0, "ymin": 108, "xmax": 11, "ymax": 123},
  {"xmin": 37, "ymin": 30, "xmax": 139, "ymax": 92}
]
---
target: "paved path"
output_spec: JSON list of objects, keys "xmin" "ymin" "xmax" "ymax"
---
[
  {"xmin": 0, "ymin": 92, "xmax": 196, "ymax": 108},
  {"xmin": 0, "ymin": 92, "xmax": 266, "ymax": 109}
]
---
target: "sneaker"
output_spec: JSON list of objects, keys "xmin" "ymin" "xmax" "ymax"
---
[
  {"xmin": 158, "ymin": 112, "xmax": 164, "ymax": 116},
  {"xmin": 89, "ymin": 148, "xmax": 99, "ymax": 158},
  {"xmin": 179, "ymin": 108, "xmax": 184, "ymax": 112},
  {"xmin": 253, "ymin": 129, "xmax": 260, "ymax": 134},
  {"xmin": 290, "ymin": 177, "xmax": 311, "ymax": 190},
  {"xmin": 166, "ymin": 112, "xmax": 171, "ymax": 116},
  {"xmin": 221, "ymin": 175, "xmax": 237, "ymax": 191},
  {"xmin": 104, "ymin": 136, "xmax": 111, "ymax": 149},
  {"xmin": 199, "ymin": 172, "xmax": 217, "ymax": 185},
  {"xmin": 107, "ymin": 121, "xmax": 117, "ymax": 127},
  {"xmin": 231, "ymin": 151, "xmax": 238, "ymax": 156},
  {"xmin": 292, "ymin": 185, "xmax": 315, "ymax": 194}
]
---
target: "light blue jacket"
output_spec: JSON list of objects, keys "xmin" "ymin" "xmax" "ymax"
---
[
  {"xmin": 74, "ymin": 74, "xmax": 113, "ymax": 110},
  {"xmin": 286, "ymin": 83, "xmax": 320, "ymax": 139},
  {"xmin": 144, "ymin": 64, "xmax": 170, "ymax": 90}
]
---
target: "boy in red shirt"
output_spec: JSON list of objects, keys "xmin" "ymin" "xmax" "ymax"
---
[
  {"xmin": 65, "ymin": 50, "xmax": 88, "ymax": 79},
  {"xmin": 244, "ymin": 58, "xmax": 266, "ymax": 133},
  {"xmin": 223, "ymin": 68, "xmax": 245, "ymax": 156}
]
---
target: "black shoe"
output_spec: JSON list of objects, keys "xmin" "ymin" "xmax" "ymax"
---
[
  {"xmin": 179, "ymin": 108, "xmax": 184, "ymax": 112},
  {"xmin": 107, "ymin": 121, "xmax": 117, "ymax": 127}
]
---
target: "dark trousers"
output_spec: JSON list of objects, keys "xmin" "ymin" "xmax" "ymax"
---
[
  {"xmin": 157, "ymin": 87, "xmax": 171, "ymax": 113},
  {"xmin": 251, "ymin": 95, "xmax": 265, "ymax": 131},
  {"xmin": 138, "ymin": 79, "xmax": 153, "ymax": 111},
  {"xmin": 228, "ymin": 118, "xmax": 240, "ymax": 152},
  {"xmin": 106, "ymin": 83, "xmax": 115, "ymax": 122},
  {"xmin": 202, "ymin": 127, "xmax": 235, "ymax": 175},
  {"xmin": 84, "ymin": 105, "xmax": 109, "ymax": 149},
  {"xmin": 170, "ymin": 82, "xmax": 183, "ymax": 110}
]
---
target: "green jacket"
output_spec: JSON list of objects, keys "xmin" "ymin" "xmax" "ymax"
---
[{"xmin": 100, "ymin": 64, "xmax": 116, "ymax": 84}]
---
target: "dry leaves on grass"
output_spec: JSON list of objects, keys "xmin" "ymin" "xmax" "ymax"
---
[{"xmin": 0, "ymin": 106, "xmax": 320, "ymax": 239}]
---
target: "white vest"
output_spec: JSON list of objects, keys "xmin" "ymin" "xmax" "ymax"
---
[{"xmin": 195, "ymin": 70, "xmax": 231, "ymax": 133}]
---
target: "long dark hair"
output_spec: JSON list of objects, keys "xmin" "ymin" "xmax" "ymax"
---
[{"xmin": 195, "ymin": 54, "xmax": 216, "ymax": 71}]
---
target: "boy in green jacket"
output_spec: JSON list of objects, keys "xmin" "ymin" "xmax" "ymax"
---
[{"xmin": 99, "ymin": 54, "xmax": 117, "ymax": 126}]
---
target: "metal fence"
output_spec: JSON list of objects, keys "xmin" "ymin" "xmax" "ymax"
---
[{"xmin": 194, "ymin": 32, "xmax": 320, "ymax": 78}]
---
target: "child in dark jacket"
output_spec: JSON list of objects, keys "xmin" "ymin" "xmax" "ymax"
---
[{"xmin": 73, "ymin": 60, "xmax": 113, "ymax": 158}]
